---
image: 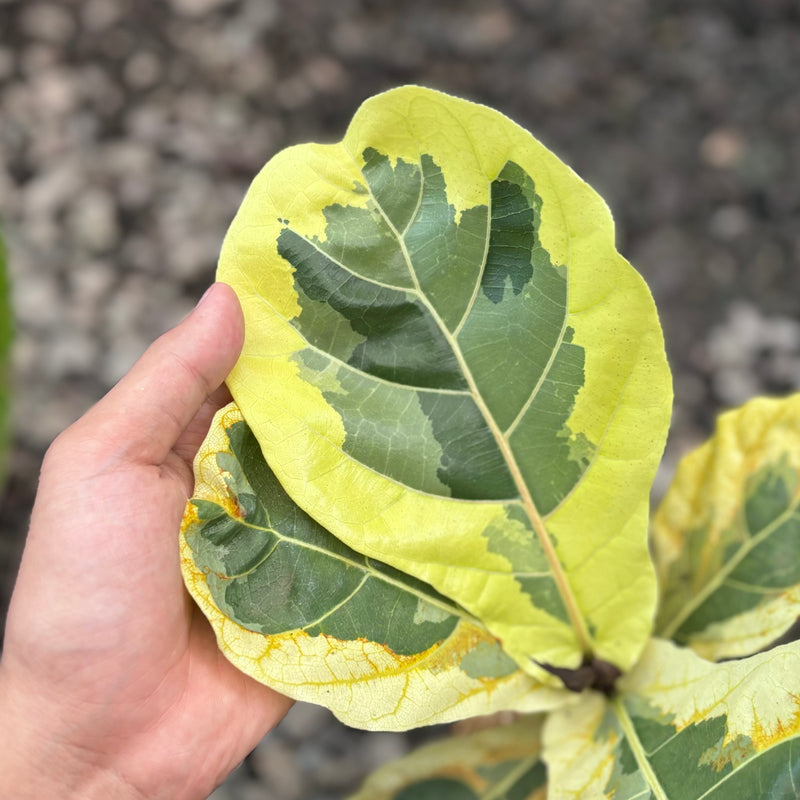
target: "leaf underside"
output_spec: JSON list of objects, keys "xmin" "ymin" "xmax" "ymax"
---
[
  {"xmin": 216, "ymin": 85, "xmax": 672, "ymax": 677},
  {"xmin": 181, "ymin": 404, "xmax": 571, "ymax": 730},
  {"xmin": 653, "ymin": 394, "xmax": 800, "ymax": 661}
]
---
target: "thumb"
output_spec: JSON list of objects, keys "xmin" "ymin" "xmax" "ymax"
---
[{"xmin": 77, "ymin": 282, "xmax": 244, "ymax": 466}]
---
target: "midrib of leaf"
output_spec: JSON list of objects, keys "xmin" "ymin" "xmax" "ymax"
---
[
  {"xmin": 611, "ymin": 696, "xmax": 669, "ymax": 800},
  {"xmin": 659, "ymin": 500, "xmax": 800, "ymax": 640},
  {"xmin": 208, "ymin": 510, "xmax": 485, "ymax": 629},
  {"xmin": 354, "ymin": 153, "xmax": 594, "ymax": 660},
  {"xmin": 480, "ymin": 753, "xmax": 542, "ymax": 800}
]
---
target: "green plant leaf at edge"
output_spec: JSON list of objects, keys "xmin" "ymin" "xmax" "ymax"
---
[
  {"xmin": 217, "ymin": 85, "xmax": 672, "ymax": 679},
  {"xmin": 543, "ymin": 637, "xmax": 800, "ymax": 799},
  {"xmin": 653, "ymin": 393, "xmax": 800, "ymax": 661},
  {"xmin": 348, "ymin": 716, "xmax": 547, "ymax": 800},
  {"xmin": 180, "ymin": 404, "xmax": 572, "ymax": 730}
]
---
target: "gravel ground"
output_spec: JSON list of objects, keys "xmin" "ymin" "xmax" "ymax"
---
[{"xmin": 1, "ymin": 1, "xmax": 799, "ymax": 797}]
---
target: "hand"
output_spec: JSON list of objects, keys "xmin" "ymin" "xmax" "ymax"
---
[{"xmin": 0, "ymin": 283, "xmax": 292, "ymax": 800}]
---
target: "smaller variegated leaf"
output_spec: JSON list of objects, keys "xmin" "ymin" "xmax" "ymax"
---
[
  {"xmin": 180, "ymin": 404, "xmax": 571, "ymax": 730},
  {"xmin": 543, "ymin": 637, "xmax": 800, "ymax": 800},
  {"xmin": 349, "ymin": 717, "xmax": 547, "ymax": 800},
  {"xmin": 653, "ymin": 394, "xmax": 800, "ymax": 660}
]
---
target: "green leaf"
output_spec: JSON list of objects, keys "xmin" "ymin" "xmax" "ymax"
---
[
  {"xmin": 217, "ymin": 85, "xmax": 672, "ymax": 676},
  {"xmin": 348, "ymin": 717, "xmax": 547, "ymax": 800},
  {"xmin": 181, "ymin": 404, "xmax": 571, "ymax": 730},
  {"xmin": 0, "ymin": 228, "xmax": 11, "ymax": 489},
  {"xmin": 543, "ymin": 638, "xmax": 800, "ymax": 799},
  {"xmin": 653, "ymin": 394, "xmax": 800, "ymax": 660}
]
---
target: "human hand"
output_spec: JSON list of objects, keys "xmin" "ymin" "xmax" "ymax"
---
[{"xmin": 0, "ymin": 283, "xmax": 292, "ymax": 800}]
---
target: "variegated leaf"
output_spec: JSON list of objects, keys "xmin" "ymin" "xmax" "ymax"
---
[
  {"xmin": 180, "ymin": 404, "xmax": 570, "ymax": 730},
  {"xmin": 217, "ymin": 85, "xmax": 672, "ymax": 676},
  {"xmin": 349, "ymin": 717, "xmax": 547, "ymax": 800},
  {"xmin": 654, "ymin": 394, "xmax": 800, "ymax": 661},
  {"xmin": 543, "ymin": 637, "xmax": 800, "ymax": 799}
]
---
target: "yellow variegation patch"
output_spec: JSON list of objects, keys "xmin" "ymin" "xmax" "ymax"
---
[
  {"xmin": 620, "ymin": 639, "xmax": 800, "ymax": 749},
  {"xmin": 183, "ymin": 567, "xmax": 565, "ymax": 730},
  {"xmin": 541, "ymin": 692, "xmax": 615, "ymax": 800}
]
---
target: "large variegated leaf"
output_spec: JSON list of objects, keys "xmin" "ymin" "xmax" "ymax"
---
[
  {"xmin": 349, "ymin": 717, "xmax": 547, "ymax": 800},
  {"xmin": 653, "ymin": 394, "xmax": 800, "ymax": 661},
  {"xmin": 180, "ymin": 404, "xmax": 570, "ymax": 730},
  {"xmin": 543, "ymin": 637, "xmax": 800, "ymax": 799},
  {"xmin": 217, "ymin": 85, "xmax": 672, "ymax": 676}
]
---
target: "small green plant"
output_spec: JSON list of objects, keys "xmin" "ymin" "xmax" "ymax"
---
[{"xmin": 180, "ymin": 87, "xmax": 800, "ymax": 798}]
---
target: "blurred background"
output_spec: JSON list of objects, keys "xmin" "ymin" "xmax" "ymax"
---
[{"xmin": 1, "ymin": 0, "xmax": 799, "ymax": 797}]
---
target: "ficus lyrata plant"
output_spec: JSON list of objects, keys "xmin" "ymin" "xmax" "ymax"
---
[{"xmin": 180, "ymin": 87, "xmax": 800, "ymax": 799}]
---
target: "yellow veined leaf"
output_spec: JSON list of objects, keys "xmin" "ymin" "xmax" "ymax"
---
[
  {"xmin": 348, "ymin": 716, "xmax": 547, "ymax": 800},
  {"xmin": 654, "ymin": 394, "xmax": 800, "ymax": 660},
  {"xmin": 543, "ymin": 637, "xmax": 800, "ymax": 799},
  {"xmin": 218, "ymin": 85, "xmax": 672, "ymax": 678},
  {"xmin": 180, "ymin": 404, "xmax": 571, "ymax": 730}
]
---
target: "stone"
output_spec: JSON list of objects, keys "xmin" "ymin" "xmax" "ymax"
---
[
  {"xmin": 700, "ymin": 127, "xmax": 746, "ymax": 168},
  {"xmin": 67, "ymin": 188, "xmax": 120, "ymax": 253},
  {"xmin": 123, "ymin": 51, "xmax": 162, "ymax": 90},
  {"xmin": 20, "ymin": 3, "xmax": 76, "ymax": 45}
]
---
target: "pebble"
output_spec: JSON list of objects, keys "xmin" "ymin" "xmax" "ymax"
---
[
  {"xmin": 23, "ymin": 166, "xmax": 77, "ymax": 225},
  {"xmin": 123, "ymin": 51, "xmax": 163, "ymax": 91},
  {"xmin": 67, "ymin": 187, "xmax": 121, "ymax": 253},
  {"xmin": 705, "ymin": 302, "xmax": 800, "ymax": 405},
  {"xmin": 8, "ymin": 266, "xmax": 62, "ymax": 332},
  {"xmin": 700, "ymin": 127, "xmax": 746, "ymax": 168},
  {"xmin": 708, "ymin": 204, "xmax": 751, "ymax": 240},
  {"xmin": 80, "ymin": 0, "xmax": 125, "ymax": 32},
  {"xmin": 19, "ymin": 3, "xmax": 76, "ymax": 45},
  {"xmin": 66, "ymin": 261, "xmax": 116, "ymax": 330}
]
